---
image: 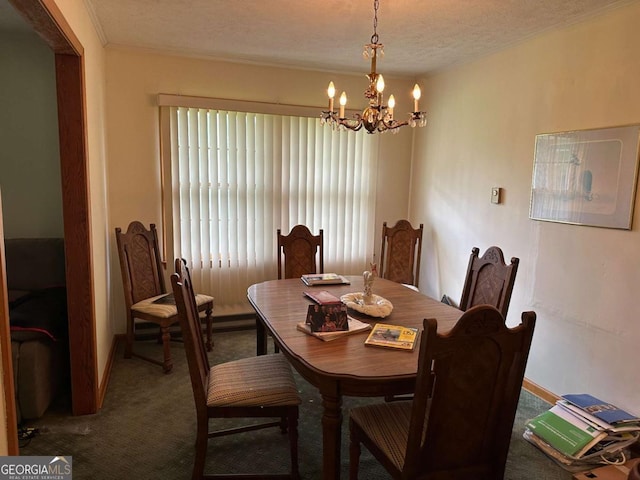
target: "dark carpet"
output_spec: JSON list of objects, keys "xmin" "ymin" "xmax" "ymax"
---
[{"xmin": 20, "ymin": 328, "xmax": 573, "ymax": 479}]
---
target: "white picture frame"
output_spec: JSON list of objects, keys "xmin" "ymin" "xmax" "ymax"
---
[{"xmin": 529, "ymin": 125, "xmax": 640, "ymax": 229}]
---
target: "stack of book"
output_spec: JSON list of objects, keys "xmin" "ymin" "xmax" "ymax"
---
[
  {"xmin": 297, "ymin": 289, "xmax": 372, "ymax": 341},
  {"xmin": 301, "ymin": 273, "xmax": 350, "ymax": 286},
  {"xmin": 524, "ymin": 393, "xmax": 640, "ymax": 468}
]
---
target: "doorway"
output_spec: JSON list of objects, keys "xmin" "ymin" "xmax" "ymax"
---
[{"xmin": 6, "ymin": 0, "xmax": 98, "ymax": 428}]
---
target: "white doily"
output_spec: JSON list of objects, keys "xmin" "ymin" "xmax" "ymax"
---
[{"xmin": 340, "ymin": 292, "xmax": 393, "ymax": 318}]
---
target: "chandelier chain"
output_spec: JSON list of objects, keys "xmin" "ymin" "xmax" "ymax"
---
[{"xmin": 371, "ymin": 0, "xmax": 379, "ymax": 44}]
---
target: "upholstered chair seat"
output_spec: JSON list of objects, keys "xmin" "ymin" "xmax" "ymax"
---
[
  {"xmin": 207, "ymin": 354, "xmax": 300, "ymax": 407},
  {"xmin": 131, "ymin": 293, "xmax": 213, "ymax": 319}
]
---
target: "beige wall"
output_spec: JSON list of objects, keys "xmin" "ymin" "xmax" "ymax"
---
[
  {"xmin": 411, "ymin": 2, "xmax": 640, "ymax": 411},
  {"xmin": 104, "ymin": 47, "xmax": 415, "ymax": 328}
]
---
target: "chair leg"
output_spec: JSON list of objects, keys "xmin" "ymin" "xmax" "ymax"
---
[
  {"xmin": 204, "ymin": 304, "xmax": 213, "ymax": 351},
  {"xmin": 288, "ymin": 408, "xmax": 299, "ymax": 480},
  {"xmin": 192, "ymin": 420, "xmax": 208, "ymax": 480},
  {"xmin": 279, "ymin": 416, "xmax": 288, "ymax": 434},
  {"xmin": 349, "ymin": 427, "xmax": 361, "ymax": 480},
  {"xmin": 160, "ymin": 325, "xmax": 173, "ymax": 373},
  {"xmin": 124, "ymin": 312, "xmax": 134, "ymax": 359}
]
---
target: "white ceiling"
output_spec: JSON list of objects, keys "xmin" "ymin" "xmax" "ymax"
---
[{"xmin": 2, "ymin": 0, "xmax": 635, "ymax": 77}]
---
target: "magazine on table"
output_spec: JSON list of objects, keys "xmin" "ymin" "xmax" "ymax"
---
[
  {"xmin": 301, "ymin": 273, "xmax": 350, "ymax": 286},
  {"xmin": 364, "ymin": 323, "xmax": 419, "ymax": 351},
  {"xmin": 303, "ymin": 290, "xmax": 342, "ymax": 305}
]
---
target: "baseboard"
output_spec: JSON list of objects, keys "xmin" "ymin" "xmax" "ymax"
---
[
  {"xmin": 522, "ymin": 378, "xmax": 560, "ymax": 405},
  {"xmin": 133, "ymin": 314, "xmax": 257, "ymax": 340},
  {"xmin": 98, "ymin": 335, "xmax": 121, "ymax": 409},
  {"xmin": 210, "ymin": 313, "xmax": 256, "ymax": 331}
]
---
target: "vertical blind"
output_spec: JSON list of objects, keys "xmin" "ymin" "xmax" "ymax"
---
[{"xmin": 168, "ymin": 107, "xmax": 379, "ymax": 312}]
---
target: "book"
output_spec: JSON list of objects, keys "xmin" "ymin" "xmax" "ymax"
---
[
  {"xmin": 561, "ymin": 394, "xmax": 640, "ymax": 426},
  {"xmin": 152, "ymin": 293, "xmax": 175, "ymax": 305},
  {"xmin": 525, "ymin": 426, "xmax": 639, "ymax": 467},
  {"xmin": 306, "ymin": 303, "xmax": 349, "ymax": 332},
  {"xmin": 364, "ymin": 323, "xmax": 419, "ymax": 351},
  {"xmin": 581, "ymin": 431, "xmax": 640, "ymax": 457},
  {"xmin": 304, "ymin": 290, "xmax": 342, "ymax": 305},
  {"xmin": 525, "ymin": 404, "xmax": 608, "ymax": 458},
  {"xmin": 301, "ymin": 273, "xmax": 350, "ymax": 286},
  {"xmin": 297, "ymin": 317, "xmax": 372, "ymax": 342},
  {"xmin": 556, "ymin": 400, "xmax": 640, "ymax": 433}
]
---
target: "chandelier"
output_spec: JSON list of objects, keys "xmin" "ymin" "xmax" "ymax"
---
[{"xmin": 321, "ymin": 0, "xmax": 427, "ymax": 134}]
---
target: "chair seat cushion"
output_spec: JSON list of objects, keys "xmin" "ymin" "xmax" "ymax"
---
[
  {"xmin": 195, "ymin": 293, "xmax": 214, "ymax": 306},
  {"xmin": 207, "ymin": 354, "xmax": 301, "ymax": 407},
  {"xmin": 132, "ymin": 293, "xmax": 213, "ymax": 318},
  {"xmin": 350, "ymin": 400, "xmax": 413, "ymax": 472}
]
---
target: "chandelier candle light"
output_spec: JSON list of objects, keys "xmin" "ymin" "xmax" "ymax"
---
[{"xmin": 321, "ymin": 0, "xmax": 427, "ymax": 134}]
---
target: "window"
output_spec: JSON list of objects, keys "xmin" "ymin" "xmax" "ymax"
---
[{"xmin": 162, "ymin": 102, "xmax": 379, "ymax": 313}]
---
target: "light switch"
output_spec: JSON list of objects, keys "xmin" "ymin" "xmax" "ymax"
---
[{"xmin": 491, "ymin": 187, "xmax": 501, "ymax": 204}]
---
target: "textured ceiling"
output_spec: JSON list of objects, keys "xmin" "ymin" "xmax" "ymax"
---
[{"xmin": 2, "ymin": 0, "xmax": 635, "ymax": 77}]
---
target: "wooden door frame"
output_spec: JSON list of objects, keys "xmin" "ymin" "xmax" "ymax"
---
[
  {"xmin": 0, "ymin": 194, "xmax": 19, "ymax": 454},
  {"xmin": 6, "ymin": 0, "xmax": 98, "ymax": 440}
]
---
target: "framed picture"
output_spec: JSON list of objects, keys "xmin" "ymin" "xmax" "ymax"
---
[{"xmin": 529, "ymin": 125, "xmax": 640, "ymax": 229}]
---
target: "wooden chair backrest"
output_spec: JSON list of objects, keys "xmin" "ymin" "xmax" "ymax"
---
[
  {"xmin": 379, "ymin": 220, "xmax": 424, "ymax": 288},
  {"xmin": 115, "ymin": 221, "xmax": 165, "ymax": 306},
  {"xmin": 459, "ymin": 246, "xmax": 519, "ymax": 318},
  {"xmin": 405, "ymin": 305, "xmax": 536, "ymax": 479},
  {"xmin": 171, "ymin": 259, "xmax": 210, "ymax": 414},
  {"xmin": 277, "ymin": 225, "xmax": 324, "ymax": 279}
]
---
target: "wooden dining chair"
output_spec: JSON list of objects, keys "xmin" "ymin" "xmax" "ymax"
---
[
  {"xmin": 115, "ymin": 221, "xmax": 213, "ymax": 373},
  {"xmin": 379, "ymin": 220, "xmax": 423, "ymax": 290},
  {"xmin": 277, "ymin": 225, "xmax": 324, "ymax": 280},
  {"xmin": 459, "ymin": 246, "xmax": 519, "ymax": 319},
  {"xmin": 349, "ymin": 305, "xmax": 536, "ymax": 480},
  {"xmin": 171, "ymin": 259, "xmax": 301, "ymax": 480},
  {"xmin": 274, "ymin": 224, "xmax": 324, "ymax": 353}
]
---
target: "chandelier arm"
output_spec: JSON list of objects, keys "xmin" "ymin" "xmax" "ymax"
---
[
  {"xmin": 380, "ymin": 119, "xmax": 408, "ymax": 131},
  {"xmin": 339, "ymin": 118, "xmax": 364, "ymax": 132}
]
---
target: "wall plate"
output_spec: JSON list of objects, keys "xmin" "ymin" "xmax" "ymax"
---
[{"xmin": 491, "ymin": 187, "xmax": 501, "ymax": 204}]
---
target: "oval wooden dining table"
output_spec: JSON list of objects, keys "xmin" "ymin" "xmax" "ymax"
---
[{"xmin": 247, "ymin": 276, "xmax": 464, "ymax": 480}]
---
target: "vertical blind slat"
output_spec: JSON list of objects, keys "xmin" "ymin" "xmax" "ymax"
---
[{"xmin": 169, "ymin": 106, "xmax": 377, "ymax": 310}]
